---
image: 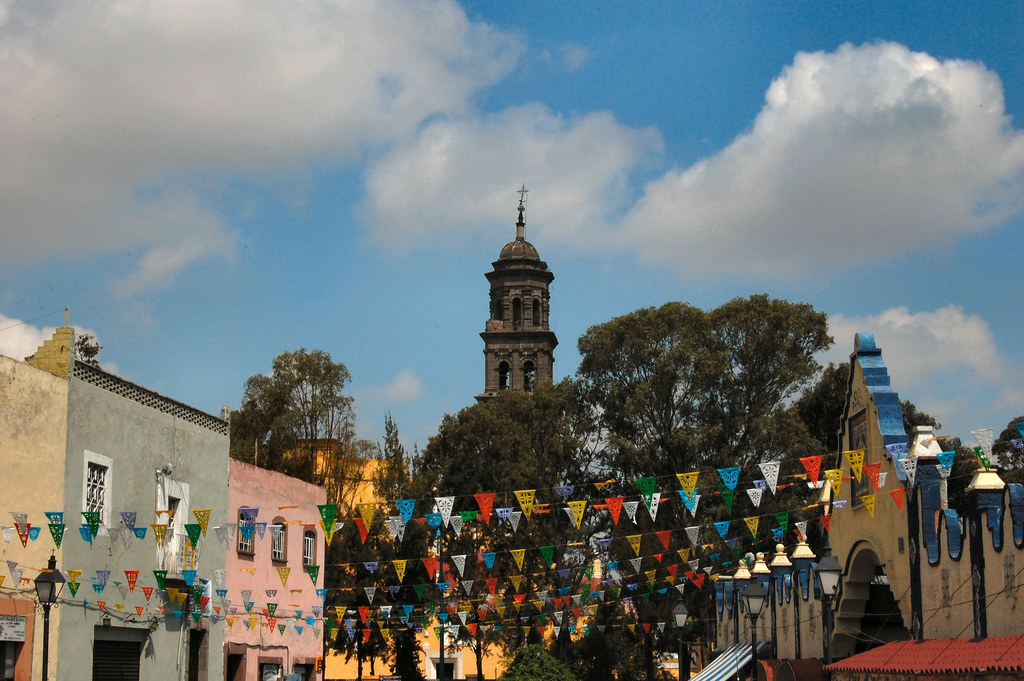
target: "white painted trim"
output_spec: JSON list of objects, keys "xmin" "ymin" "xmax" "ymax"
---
[{"xmin": 82, "ymin": 450, "xmax": 114, "ymax": 527}]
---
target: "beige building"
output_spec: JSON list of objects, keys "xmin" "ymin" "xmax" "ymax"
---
[{"xmin": 713, "ymin": 333, "xmax": 1024, "ymax": 680}]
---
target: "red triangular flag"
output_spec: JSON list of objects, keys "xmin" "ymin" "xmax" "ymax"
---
[
  {"xmin": 820, "ymin": 514, "xmax": 831, "ymax": 533},
  {"xmin": 889, "ymin": 488, "xmax": 905, "ymax": 511},
  {"xmin": 422, "ymin": 557, "xmax": 438, "ymax": 580},
  {"xmin": 474, "ymin": 493, "xmax": 495, "ymax": 524},
  {"xmin": 353, "ymin": 517, "xmax": 369, "ymax": 544},
  {"xmin": 605, "ymin": 497, "xmax": 624, "ymax": 526},
  {"xmin": 800, "ymin": 455, "xmax": 823, "ymax": 484}
]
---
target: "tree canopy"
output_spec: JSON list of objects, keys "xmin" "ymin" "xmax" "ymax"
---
[
  {"xmin": 230, "ymin": 348, "xmax": 371, "ymax": 507},
  {"xmin": 577, "ymin": 295, "xmax": 832, "ymax": 478}
]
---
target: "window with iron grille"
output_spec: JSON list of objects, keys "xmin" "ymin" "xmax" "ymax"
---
[
  {"xmin": 303, "ymin": 530, "xmax": 316, "ymax": 566},
  {"xmin": 86, "ymin": 462, "xmax": 108, "ymax": 514}
]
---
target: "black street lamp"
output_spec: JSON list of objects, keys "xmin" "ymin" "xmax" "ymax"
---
[
  {"xmin": 741, "ymin": 583, "xmax": 766, "ymax": 681},
  {"xmin": 672, "ymin": 599, "xmax": 689, "ymax": 680},
  {"xmin": 814, "ymin": 555, "xmax": 842, "ymax": 666},
  {"xmin": 34, "ymin": 553, "xmax": 65, "ymax": 681}
]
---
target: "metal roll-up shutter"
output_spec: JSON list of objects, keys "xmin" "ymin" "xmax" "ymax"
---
[{"xmin": 92, "ymin": 639, "xmax": 141, "ymax": 681}]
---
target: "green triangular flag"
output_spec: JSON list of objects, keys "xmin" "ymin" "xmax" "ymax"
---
[
  {"xmin": 67, "ymin": 581, "xmax": 81, "ymax": 597},
  {"xmin": 539, "ymin": 546, "xmax": 555, "ymax": 567},
  {"xmin": 267, "ymin": 603, "xmax": 278, "ymax": 617},
  {"xmin": 184, "ymin": 523, "xmax": 202, "ymax": 548},
  {"xmin": 318, "ymin": 504, "xmax": 338, "ymax": 526},
  {"xmin": 636, "ymin": 476, "xmax": 658, "ymax": 510},
  {"xmin": 718, "ymin": 485, "xmax": 735, "ymax": 512},
  {"xmin": 413, "ymin": 584, "xmax": 425, "ymax": 601},
  {"xmin": 306, "ymin": 564, "xmax": 320, "ymax": 585},
  {"xmin": 774, "ymin": 511, "xmax": 789, "ymax": 530},
  {"xmin": 153, "ymin": 571, "xmax": 168, "ymax": 589},
  {"xmin": 48, "ymin": 523, "xmax": 65, "ymax": 548},
  {"xmin": 191, "ymin": 611, "xmax": 202, "ymax": 623},
  {"xmin": 82, "ymin": 511, "xmax": 101, "ymax": 538}
]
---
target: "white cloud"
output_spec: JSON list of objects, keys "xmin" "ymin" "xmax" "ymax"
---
[
  {"xmin": 364, "ymin": 103, "xmax": 662, "ymax": 246},
  {"xmin": 0, "ymin": 0, "xmax": 521, "ymax": 291},
  {"xmin": 371, "ymin": 369, "xmax": 425, "ymax": 404},
  {"xmin": 622, "ymin": 42, "xmax": 1024, "ymax": 276},
  {"xmin": 0, "ymin": 313, "xmax": 110, "ymax": 369},
  {"xmin": 824, "ymin": 305, "xmax": 1019, "ymax": 438},
  {"xmin": 560, "ymin": 45, "xmax": 591, "ymax": 72}
]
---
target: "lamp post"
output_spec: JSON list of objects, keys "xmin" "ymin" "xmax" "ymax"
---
[
  {"xmin": 814, "ymin": 555, "xmax": 842, "ymax": 666},
  {"xmin": 672, "ymin": 599, "xmax": 689, "ymax": 680},
  {"xmin": 34, "ymin": 553, "xmax": 66, "ymax": 681},
  {"xmin": 741, "ymin": 583, "xmax": 766, "ymax": 681}
]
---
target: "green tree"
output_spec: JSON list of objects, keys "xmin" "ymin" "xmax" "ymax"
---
[
  {"xmin": 230, "ymin": 348, "xmax": 371, "ymax": 506},
  {"xmin": 413, "ymin": 381, "xmax": 604, "ymax": 670},
  {"xmin": 577, "ymin": 295, "xmax": 831, "ymax": 479},
  {"xmin": 74, "ymin": 332, "xmax": 101, "ymax": 366},
  {"xmin": 795, "ymin": 363, "xmax": 850, "ymax": 455},
  {"xmin": 498, "ymin": 644, "xmax": 577, "ymax": 681},
  {"xmin": 993, "ymin": 415, "xmax": 1024, "ymax": 485}
]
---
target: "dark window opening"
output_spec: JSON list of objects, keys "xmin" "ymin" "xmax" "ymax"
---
[
  {"xmin": 523, "ymin": 361, "xmax": 536, "ymax": 392},
  {"xmin": 512, "ymin": 298, "xmax": 522, "ymax": 328},
  {"xmin": 491, "ymin": 296, "xmax": 502, "ymax": 321},
  {"xmin": 498, "ymin": 362, "xmax": 510, "ymax": 390},
  {"xmin": 532, "ymin": 298, "xmax": 541, "ymax": 326}
]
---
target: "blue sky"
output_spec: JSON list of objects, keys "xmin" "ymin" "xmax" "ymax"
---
[{"xmin": 1, "ymin": 1, "xmax": 1021, "ymax": 452}]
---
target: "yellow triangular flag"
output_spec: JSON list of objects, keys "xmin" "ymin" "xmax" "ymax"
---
[
  {"xmin": 861, "ymin": 494, "xmax": 876, "ymax": 518},
  {"xmin": 514, "ymin": 490, "xmax": 535, "ymax": 520},
  {"xmin": 509, "ymin": 575, "xmax": 524, "ymax": 592},
  {"xmin": 844, "ymin": 450, "xmax": 865, "ymax": 482},
  {"xmin": 676, "ymin": 471, "xmax": 699, "ymax": 496},
  {"xmin": 627, "ymin": 534, "xmax": 642, "ymax": 556},
  {"xmin": 66, "ymin": 569, "xmax": 82, "ymax": 584},
  {"xmin": 567, "ymin": 500, "xmax": 586, "ymax": 529},
  {"xmin": 644, "ymin": 569, "xmax": 657, "ymax": 583},
  {"xmin": 511, "ymin": 549, "xmax": 526, "ymax": 571},
  {"xmin": 166, "ymin": 587, "xmax": 179, "ymax": 603},
  {"xmin": 276, "ymin": 566, "xmax": 290, "ymax": 587},
  {"xmin": 677, "ymin": 548, "xmax": 690, "ymax": 563},
  {"xmin": 358, "ymin": 503, "xmax": 377, "ymax": 529},
  {"xmin": 825, "ymin": 469, "xmax": 844, "ymax": 496},
  {"xmin": 393, "ymin": 560, "xmax": 407, "ymax": 582},
  {"xmin": 744, "ymin": 516, "xmax": 759, "ymax": 539},
  {"xmin": 627, "ymin": 624, "xmax": 636, "ymax": 633},
  {"xmin": 151, "ymin": 524, "xmax": 168, "ymax": 548},
  {"xmin": 192, "ymin": 509, "xmax": 212, "ymax": 536}
]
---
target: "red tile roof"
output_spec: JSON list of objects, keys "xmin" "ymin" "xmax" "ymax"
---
[{"xmin": 827, "ymin": 636, "xmax": 1024, "ymax": 674}]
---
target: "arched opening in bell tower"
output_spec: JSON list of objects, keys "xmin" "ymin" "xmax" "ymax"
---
[
  {"xmin": 498, "ymin": 362, "xmax": 510, "ymax": 390},
  {"xmin": 532, "ymin": 298, "xmax": 541, "ymax": 327},
  {"xmin": 512, "ymin": 298, "xmax": 522, "ymax": 328},
  {"xmin": 523, "ymin": 361, "xmax": 536, "ymax": 392}
]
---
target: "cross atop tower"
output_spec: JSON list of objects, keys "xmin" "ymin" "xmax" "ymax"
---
[{"xmin": 516, "ymin": 184, "xmax": 528, "ymax": 240}]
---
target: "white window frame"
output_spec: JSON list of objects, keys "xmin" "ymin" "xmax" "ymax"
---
[
  {"xmin": 303, "ymin": 529, "xmax": 316, "ymax": 567},
  {"xmin": 82, "ymin": 450, "xmax": 113, "ymax": 527},
  {"xmin": 271, "ymin": 523, "xmax": 286, "ymax": 563}
]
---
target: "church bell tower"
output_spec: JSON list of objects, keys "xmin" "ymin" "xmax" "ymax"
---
[{"xmin": 476, "ymin": 187, "xmax": 558, "ymax": 401}]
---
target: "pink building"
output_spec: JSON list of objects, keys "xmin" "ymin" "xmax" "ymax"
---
[{"xmin": 226, "ymin": 460, "xmax": 327, "ymax": 681}]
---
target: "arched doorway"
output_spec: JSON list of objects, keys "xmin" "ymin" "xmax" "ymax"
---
[{"xmin": 833, "ymin": 543, "xmax": 910, "ymax": 659}]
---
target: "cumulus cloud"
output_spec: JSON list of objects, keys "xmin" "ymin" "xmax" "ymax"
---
[
  {"xmin": 364, "ymin": 103, "xmax": 662, "ymax": 246},
  {"xmin": 370, "ymin": 369, "xmax": 425, "ymax": 404},
  {"xmin": 0, "ymin": 313, "xmax": 113, "ymax": 374},
  {"xmin": 622, "ymin": 42, "xmax": 1024, "ymax": 276},
  {"xmin": 823, "ymin": 305, "xmax": 1019, "ymax": 438},
  {"xmin": 0, "ymin": 0, "xmax": 521, "ymax": 291}
]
